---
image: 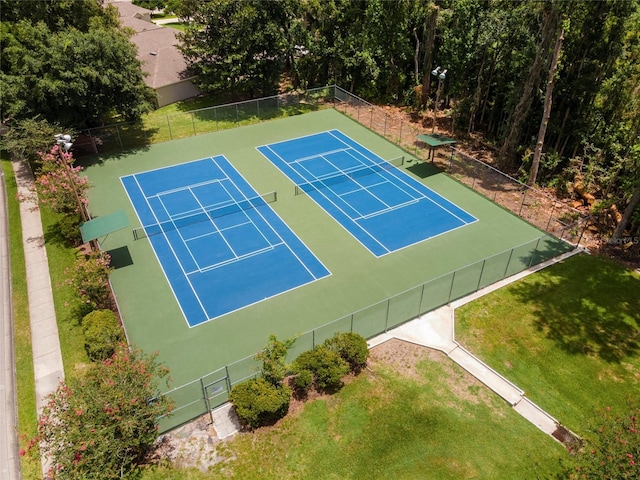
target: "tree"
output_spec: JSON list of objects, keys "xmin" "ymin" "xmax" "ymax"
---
[
  {"xmin": 1, "ymin": 20, "xmax": 154, "ymax": 127},
  {"xmin": 35, "ymin": 145, "xmax": 89, "ymax": 218},
  {"xmin": 179, "ymin": 0, "xmax": 290, "ymax": 98},
  {"xmin": 528, "ymin": 14, "xmax": 565, "ymax": 186},
  {"xmin": 1, "ymin": 117, "xmax": 63, "ymax": 164},
  {"xmin": 570, "ymin": 401, "xmax": 640, "ymax": 479},
  {"xmin": 254, "ymin": 334, "xmax": 294, "ymax": 386},
  {"xmin": 498, "ymin": 3, "xmax": 561, "ymax": 170},
  {"xmin": 64, "ymin": 250, "xmax": 113, "ymax": 317},
  {"xmin": 35, "ymin": 344, "xmax": 173, "ymax": 479}
]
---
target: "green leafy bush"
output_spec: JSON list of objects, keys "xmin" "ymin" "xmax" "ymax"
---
[
  {"xmin": 292, "ymin": 368, "xmax": 313, "ymax": 395},
  {"xmin": 82, "ymin": 309, "xmax": 124, "ymax": 361},
  {"xmin": 292, "ymin": 346, "xmax": 349, "ymax": 392},
  {"xmin": 57, "ymin": 212, "xmax": 83, "ymax": 247},
  {"xmin": 254, "ymin": 334, "xmax": 294, "ymax": 386},
  {"xmin": 324, "ymin": 332, "xmax": 370, "ymax": 373},
  {"xmin": 229, "ymin": 378, "xmax": 291, "ymax": 429},
  {"xmin": 34, "ymin": 344, "xmax": 173, "ymax": 479}
]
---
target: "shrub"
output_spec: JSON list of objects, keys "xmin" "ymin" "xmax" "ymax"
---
[
  {"xmin": 254, "ymin": 334, "xmax": 294, "ymax": 386},
  {"xmin": 229, "ymin": 377, "xmax": 291, "ymax": 429},
  {"xmin": 292, "ymin": 346, "xmax": 349, "ymax": 393},
  {"xmin": 292, "ymin": 369, "xmax": 313, "ymax": 395},
  {"xmin": 64, "ymin": 250, "xmax": 113, "ymax": 316},
  {"xmin": 324, "ymin": 332, "xmax": 370, "ymax": 373},
  {"xmin": 57, "ymin": 212, "xmax": 83, "ymax": 246},
  {"xmin": 82, "ymin": 309, "xmax": 124, "ymax": 361},
  {"xmin": 34, "ymin": 344, "xmax": 173, "ymax": 479}
]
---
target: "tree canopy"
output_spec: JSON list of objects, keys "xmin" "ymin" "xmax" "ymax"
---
[
  {"xmin": 0, "ymin": 1, "xmax": 154, "ymax": 128},
  {"xmin": 175, "ymin": 0, "xmax": 639, "ymax": 247}
]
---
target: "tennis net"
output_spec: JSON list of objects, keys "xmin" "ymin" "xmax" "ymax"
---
[
  {"xmin": 132, "ymin": 191, "xmax": 277, "ymax": 240},
  {"xmin": 294, "ymin": 156, "xmax": 404, "ymax": 196}
]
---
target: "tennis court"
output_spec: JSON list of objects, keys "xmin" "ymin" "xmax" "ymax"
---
[
  {"xmin": 120, "ymin": 156, "xmax": 330, "ymax": 327},
  {"xmin": 83, "ymin": 108, "xmax": 572, "ymax": 401},
  {"xmin": 257, "ymin": 130, "xmax": 477, "ymax": 256}
]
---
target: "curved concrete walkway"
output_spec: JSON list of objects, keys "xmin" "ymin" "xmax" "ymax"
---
[
  {"xmin": 368, "ymin": 248, "xmax": 584, "ymax": 441},
  {"xmin": 12, "ymin": 158, "xmax": 65, "ymax": 479}
]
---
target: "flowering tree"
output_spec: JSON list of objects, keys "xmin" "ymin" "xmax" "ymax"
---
[
  {"xmin": 64, "ymin": 250, "xmax": 113, "ymax": 315},
  {"xmin": 34, "ymin": 344, "xmax": 173, "ymax": 479},
  {"xmin": 35, "ymin": 144, "xmax": 90, "ymax": 217},
  {"xmin": 570, "ymin": 401, "xmax": 640, "ymax": 479}
]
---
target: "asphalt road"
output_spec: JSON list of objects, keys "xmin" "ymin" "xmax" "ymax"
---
[{"xmin": 0, "ymin": 169, "xmax": 21, "ymax": 479}]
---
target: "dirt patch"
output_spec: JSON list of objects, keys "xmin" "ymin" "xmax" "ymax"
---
[{"xmin": 369, "ymin": 339, "xmax": 501, "ymax": 411}]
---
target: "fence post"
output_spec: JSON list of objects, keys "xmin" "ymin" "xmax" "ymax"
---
[
  {"xmin": 166, "ymin": 115, "xmax": 173, "ymax": 140},
  {"xmin": 545, "ymin": 201, "xmax": 558, "ymax": 231},
  {"xmin": 256, "ymin": 98, "xmax": 260, "ymax": 119},
  {"xmin": 215, "ymin": 106, "xmax": 218, "ymax": 131},
  {"xmin": 528, "ymin": 237, "xmax": 543, "ymax": 268},
  {"xmin": 350, "ymin": 314, "xmax": 354, "ymax": 332},
  {"xmin": 191, "ymin": 112, "xmax": 196, "ymax": 136},
  {"xmin": 383, "ymin": 114, "xmax": 387, "ymax": 137},
  {"xmin": 476, "ymin": 259, "xmax": 486, "ymax": 291},
  {"xmin": 201, "ymin": 378, "xmax": 213, "ymax": 425},
  {"xmin": 385, "ymin": 298, "xmax": 391, "ymax": 332},
  {"xmin": 418, "ymin": 283, "xmax": 426, "ymax": 317},
  {"xmin": 448, "ymin": 271, "xmax": 457, "ymax": 302},
  {"xmin": 115, "ymin": 125, "xmax": 123, "ymax": 149},
  {"xmin": 503, "ymin": 248, "xmax": 515, "ymax": 278},
  {"xmin": 399, "ymin": 120, "xmax": 403, "ymax": 144},
  {"xmin": 519, "ymin": 189, "xmax": 528, "ymax": 216},
  {"xmin": 225, "ymin": 365, "xmax": 232, "ymax": 392},
  {"xmin": 236, "ymin": 104, "xmax": 239, "ymax": 122}
]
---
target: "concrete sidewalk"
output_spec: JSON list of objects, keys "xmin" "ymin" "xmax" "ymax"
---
[
  {"xmin": 368, "ymin": 247, "xmax": 584, "ymax": 441},
  {"xmin": 12, "ymin": 158, "xmax": 65, "ymax": 479}
]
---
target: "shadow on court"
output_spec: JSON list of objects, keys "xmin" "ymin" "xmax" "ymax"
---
[
  {"xmin": 107, "ymin": 246, "xmax": 134, "ymax": 269},
  {"xmin": 406, "ymin": 161, "xmax": 442, "ymax": 179}
]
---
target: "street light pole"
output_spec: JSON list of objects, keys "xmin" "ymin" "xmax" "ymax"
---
[{"xmin": 431, "ymin": 66, "xmax": 447, "ymax": 133}]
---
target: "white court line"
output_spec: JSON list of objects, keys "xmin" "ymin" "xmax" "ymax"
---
[{"xmin": 132, "ymin": 175, "xmax": 209, "ymax": 321}]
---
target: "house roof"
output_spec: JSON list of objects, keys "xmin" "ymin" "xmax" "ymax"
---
[{"xmin": 109, "ymin": 2, "xmax": 193, "ymax": 89}]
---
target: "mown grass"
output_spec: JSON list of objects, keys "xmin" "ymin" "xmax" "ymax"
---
[
  {"xmin": 142, "ymin": 357, "xmax": 566, "ymax": 479},
  {"xmin": 2, "ymin": 154, "xmax": 40, "ymax": 478},
  {"xmin": 38, "ymin": 206, "xmax": 91, "ymax": 377},
  {"xmin": 139, "ymin": 253, "xmax": 639, "ymax": 479},
  {"xmin": 456, "ymin": 253, "xmax": 640, "ymax": 435}
]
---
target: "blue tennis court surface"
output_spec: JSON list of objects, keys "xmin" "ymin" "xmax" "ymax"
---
[
  {"xmin": 257, "ymin": 130, "xmax": 477, "ymax": 256},
  {"xmin": 120, "ymin": 156, "xmax": 330, "ymax": 327}
]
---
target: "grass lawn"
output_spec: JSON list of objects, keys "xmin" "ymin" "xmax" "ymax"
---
[
  {"xmin": 456, "ymin": 253, "xmax": 640, "ymax": 436},
  {"xmin": 139, "ymin": 253, "xmax": 638, "ymax": 479},
  {"xmin": 2, "ymin": 154, "xmax": 40, "ymax": 478},
  {"xmin": 142, "ymin": 341, "xmax": 567, "ymax": 480}
]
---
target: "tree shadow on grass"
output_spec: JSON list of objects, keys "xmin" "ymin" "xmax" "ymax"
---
[{"xmin": 508, "ymin": 254, "xmax": 640, "ymax": 363}]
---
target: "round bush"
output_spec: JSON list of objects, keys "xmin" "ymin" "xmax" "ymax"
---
[
  {"xmin": 292, "ymin": 346, "xmax": 349, "ymax": 392},
  {"xmin": 324, "ymin": 332, "xmax": 370, "ymax": 373},
  {"xmin": 229, "ymin": 377, "xmax": 291, "ymax": 429},
  {"xmin": 82, "ymin": 309, "xmax": 124, "ymax": 361}
]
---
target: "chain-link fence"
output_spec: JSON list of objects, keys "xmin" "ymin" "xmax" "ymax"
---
[
  {"xmin": 73, "ymin": 87, "xmax": 338, "ymax": 157},
  {"xmin": 332, "ymin": 86, "xmax": 591, "ymax": 248},
  {"xmin": 87, "ymin": 85, "xmax": 587, "ymax": 432},
  {"xmin": 155, "ymin": 233, "xmax": 571, "ymax": 433}
]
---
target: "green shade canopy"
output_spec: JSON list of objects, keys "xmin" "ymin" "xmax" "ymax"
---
[
  {"xmin": 80, "ymin": 210, "xmax": 129, "ymax": 243},
  {"xmin": 417, "ymin": 133, "xmax": 457, "ymax": 147}
]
